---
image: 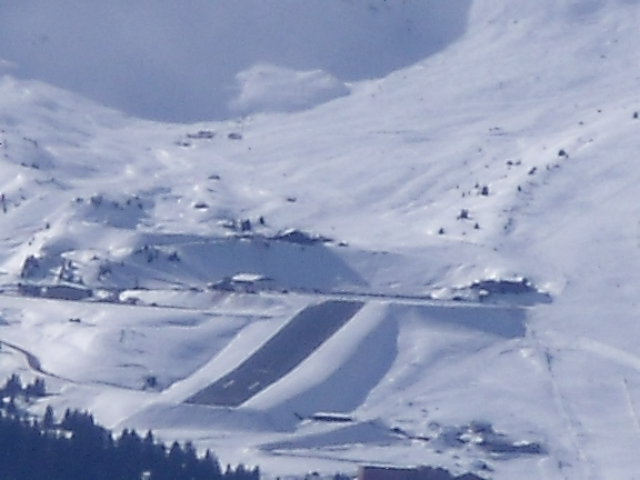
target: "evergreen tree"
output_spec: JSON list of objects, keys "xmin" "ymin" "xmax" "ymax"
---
[
  {"xmin": 0, "ymin": 397, "xmax": 261, "ymax": 480},
  {"xmin": 2, "ymin": 373, "xmax": 22, "ymax": 397},
  {"xmin": 43, "ymin": 405, "xmax": 55, "ymax": 429},
  {"xmin": 25, "ymin": 377, "xmax": 46, "ymax": 398}
]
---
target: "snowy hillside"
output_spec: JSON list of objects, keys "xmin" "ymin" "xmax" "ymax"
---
[
  {"xmin": 1, "ymin": 0, "xmax": 640, "ymax": 479},
  {"xmin": 0, "ymin": 1, "xmax": 469, "ymax": 121}
]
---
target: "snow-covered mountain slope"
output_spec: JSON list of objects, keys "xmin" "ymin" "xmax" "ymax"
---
[
  {"xmin": 0, "ymin": 0, "xmax": 470, "ymax": 121},
  {"xmin": 1, "ymin": 0, "xmax": 640, "ymax": 479}
]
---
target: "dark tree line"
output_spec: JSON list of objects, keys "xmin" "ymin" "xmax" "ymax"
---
[
  {"xmin": 0, "ymin": 376, "xmax": 259, "ymax": 480},
  {"xmin": 1, "ymin": 373, "xmax": 46, "ymax": 400}
]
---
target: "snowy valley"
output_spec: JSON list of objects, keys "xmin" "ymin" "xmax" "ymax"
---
[{"xmin": 0, "ymin": 0, "xmax": 640, "ymax": 479}]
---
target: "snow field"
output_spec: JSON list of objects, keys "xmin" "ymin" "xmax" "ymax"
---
[{"xmin": 0, "ymin": 0, "xmax": 639, "ymax": 478}]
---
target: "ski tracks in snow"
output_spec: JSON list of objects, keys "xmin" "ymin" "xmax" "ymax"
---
[
  {"xmin": 542, "ymin": 346, "xmax": 597, "ymax": 480},
  {"xmin": 622, "ymin": 378, "xmax": 640, "ymax": 438},
  {"xmin": 530, "ymin": 329, "xmax": 640, "ymax": 480},
  {"xmin": 527, "ymin": 329, "xmax": 597, "ymax": 480}
]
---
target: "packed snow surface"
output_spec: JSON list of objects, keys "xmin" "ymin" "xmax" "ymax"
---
[{"xmin": 1, "ymin": 0, "xmax": 640, "ymax": 479}]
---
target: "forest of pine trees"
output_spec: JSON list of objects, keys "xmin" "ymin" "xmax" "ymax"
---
[
  {"xmin": 0, "ymin": 375, "xmax": 260, "ymax": 480},
  {"xmin": 0, "ymin": 375, "xmax": 485, "ymax": 480}
]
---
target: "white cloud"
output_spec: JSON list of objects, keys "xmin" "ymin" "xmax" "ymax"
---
[{"xmin": 229, "ymin": 64, "xmax": 350, "ymax": 115}]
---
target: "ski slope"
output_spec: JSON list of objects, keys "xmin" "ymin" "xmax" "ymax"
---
[
  {"xmin": 186, "ymin": 300, "xmax": 364, "ymax": 407},
  {"xmin": 1, "ymin": 0, "xmax": 640, "ymax": 478}
]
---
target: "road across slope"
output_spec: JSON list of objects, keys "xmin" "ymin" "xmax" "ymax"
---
[{"xmin": 186, "ymin": 300, "xmax": 363, "ymax": 407}]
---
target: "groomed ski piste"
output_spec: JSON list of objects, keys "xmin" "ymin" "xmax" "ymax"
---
[{"xmin": 1, "ymin": 0, "xmax": 640, "ymax": 478}]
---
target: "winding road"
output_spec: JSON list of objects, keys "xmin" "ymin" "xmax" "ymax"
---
[{"xmin": 0, "ymin": 339, "xmax": 67, "ymax": 380}]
